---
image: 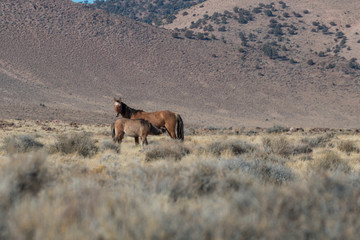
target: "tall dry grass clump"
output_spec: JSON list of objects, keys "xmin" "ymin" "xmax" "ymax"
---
[
  {"xmin": 309, "ymin": 150, "xmax": 351, "ymax": 173},
  {"xmin": 0, "ymin": 153, "xmax": 51, "ymax": 239},
  {"xmin": 338, "ymin": 140, "xmax": 358, "ymax": 154},
  {"xmin": 206, "ymin": 139, "xmax": 255, "ymax": 156},
  {"xmin": 49, "ymin": 132, "xmax": 98, "ymax": 157},
  {"xmin": 2, "ymin": 135, "xmax": 44, "ymax": 153},
  {"xmin": 145, "ymin": 142, "xmax": 190, "ymax": 161},
  {"xmin": 262, "ymin": 136, "xmax": 312, "ymax": 157}
]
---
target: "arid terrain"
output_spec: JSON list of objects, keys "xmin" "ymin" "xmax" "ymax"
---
[
  {"xmin": 1, "ymin": 1, "xmax": 360, "ymax": 238},
  {"xmin": 1, "ymin": 0, "xmax": 360, "ymax": 128},
  {"xmin": 1, "ymin": 119, "xmax": 360, "ymax": 239}
]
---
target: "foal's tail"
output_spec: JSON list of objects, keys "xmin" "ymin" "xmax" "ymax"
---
[{"xmin": 176, "ymin": 114, "xmax": 184, "ymax": 141}]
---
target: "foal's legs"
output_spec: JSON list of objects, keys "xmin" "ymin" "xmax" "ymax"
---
[
  {"xmin": 115, "ymin": 131, "xmax": 124, "ymax": 144},
  {"xmin": 134, "ymin": 137, "xmax": 139, "ymax": 145},
  {"xmin": 140, "ymin": 131, "xmax": 148, "ymax": 146},
  {"xmin": 140, "ymin": 136, "xmax": 148, "ymax": 146}
]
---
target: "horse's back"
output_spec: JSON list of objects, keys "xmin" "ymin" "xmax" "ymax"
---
[{"xmin": 131, "ymin": 110, "xmax": 177, "ymax": 128}]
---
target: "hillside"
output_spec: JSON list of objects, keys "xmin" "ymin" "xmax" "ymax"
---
[{"xmin": 0, "ymin": 0, "xmax": 360, "ymax": 128}]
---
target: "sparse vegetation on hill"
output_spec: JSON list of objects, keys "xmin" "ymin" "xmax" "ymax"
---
[
  {"xmin": 1, "ymin": 0, "xmax": 360, "ymax": 128},
  {"xmin": 92, "ymin": 0, "xmax": 206, "ymax": 25}
]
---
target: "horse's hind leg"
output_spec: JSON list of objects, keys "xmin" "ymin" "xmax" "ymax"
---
[
  {"xmin": 165, "ymin": 122, "xmax": 176, "ymax": 139},
  {"xmin": 134, "ymin": 137, "xmax": 139, "ymax": 145}
]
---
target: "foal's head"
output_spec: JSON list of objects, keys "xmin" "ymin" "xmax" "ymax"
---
[{"xmin": 114, "ymin": 97, "xmax": 122, "ymax": 117}]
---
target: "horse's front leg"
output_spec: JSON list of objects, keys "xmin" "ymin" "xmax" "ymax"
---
[{"xmin": 134, "ymin": 137, "xmax": 139, "ymax": 145}]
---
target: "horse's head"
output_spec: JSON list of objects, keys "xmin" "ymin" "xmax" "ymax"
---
[{"xmin": 114, "ymin": 97, "xmax": 122, "ymax": 117}]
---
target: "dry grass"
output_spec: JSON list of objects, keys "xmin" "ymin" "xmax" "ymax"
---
[{"xmin": 1, "ymin": 119, "xmax": 360, "ymax": 239}]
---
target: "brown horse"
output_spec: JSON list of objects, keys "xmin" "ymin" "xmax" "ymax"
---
[
  {"xmin": 114, "ymin": 97, "xmax": 184, "ymax": 141},
  {"xmin": 111, "ymin": 118, "xmax": 165, "ymax": 146}
]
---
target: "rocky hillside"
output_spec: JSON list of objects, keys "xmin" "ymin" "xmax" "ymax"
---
[{"xmin": 0, "ymin": 0, "xmax": 359, "ymax": 128}]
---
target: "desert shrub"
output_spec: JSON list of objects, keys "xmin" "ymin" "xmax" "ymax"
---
[
  {"xmin": 310, "ymin": 151, "xmax": 351, "ymax": 173},
  {"xmin": 340, "ymin": 37, "xmax": 347, "ymax": 47},
  {"xmin": 318, "ymin": 51, "xmax": 326, "ymax": 57},
  {"xmin": 196, "ymin": 32, "xmax": 206, "ymax": 40},
  {"xmin": 262, "ymin": 137, "xmax": 293, "ymax": 157},
  {"xmin": 225, "ymin": 158, "xmax": 294, "ymax": 185},
  {"xmin": 252, "ymin": 7, "xmax": 262, "ymax": 14},
  {"xmin": 286, "ymin": 27, "xmax": 295, "ymax": 34},
  {"xmin": 264, "ymin": 10, "xmax": 274, "ymax": 17},
  {"xmin": 307, "ymin": 59, "xmax": 315, "ymax": 65},
  {"xmin": 2, "ymin": 135, "xmax": 44, "ymax": 153},
  {"xmin": 101, "ymin": 140, "xmax": 120, "ymax": 153},
  {"xmin": 249, "ymin": 33, "xmax": 257, "ymax": 41},
  {"xmin": 349, "ymin": 58, "xmax": 360, "ymax": 70},
  {"xmin": 338, "ymin": 140, "xmax": 358, "ymax": 154},
  {"xmin": 207, "ymin": 140, "xmax": 255, "ymax": 156},
  {"xmin": 326, "ymin": 63, "xmax": 336, "ymax": 69},
  {"xmin": 218, "ymin": 26, "xmax": 226, "ymax": 32},
  {"xmin": 49, "ymin": 133, "xmax": 98, "ymax": 157},
  {"xmin": 329, "ymin": 21, "xmax": 336, "ymax": 26},
  {"xmin": 169, "ymin": 163, "xmax": 218, "ymax": 201},
  {"xmin": 292, "ymin": 143, "xmax": 313, "ymax": 155},
  {"xmin": 171, "ymin": 32, "xmax": 180, "ymax": 38},
  {"xmin": 184, "ymin": 30, "xmax": 194, "ymax": 39},
  {"xmin": 266, "ymin": 125, "xmax": 289, "ymax": 133},
  {"xmin": 251, "ymin": 160, "xmax": 294, "ymax": 184},
  {"xmin": 289, "ymin": 58, "xmax": 297, "ymax": 64},
  {"xmin": 268, "ymin": 24, "xmax": 283, "ymax": 36},
  {"xmin": 301, "ymin": 134, "xmax": 334, "ymax": 148},
  {"xmin": 203, "ymin": 24, "xmax": 214, "ymax": 31},
  {"xmin": 293, "ymin": 12, "xmax": 302, "ymax": 18},
  {"xmin": 312, "ymin": 21, "xmax": 320, "ymax": 26},
  {"xmin": 262, "ymin": 43, "xmax": 278, "ymax": 59},
  {"xmin": 336, "ymin": 31, "xmax": 344, "ymax": 39},
  {"xmin": 0, "ymin": 153, "xmax": 51, "ymax": 209},
  {"xmin": 145, "ymin": 142, "xmax": 190, "ymax": 161}
]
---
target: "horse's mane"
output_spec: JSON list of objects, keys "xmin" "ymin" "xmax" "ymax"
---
[{"xmin": 121, "ymin": 102, "xmax": 144, "ymax": 118}]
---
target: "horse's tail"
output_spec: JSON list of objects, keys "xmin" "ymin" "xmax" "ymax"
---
[
  {"xmin": 176, "ymin": 114, "xmax": 184, "ymax": 141},
  {"xmin": 111, "ymin": 122, "xmax": 116, "ymax": 141},
  {"xmin": 149, "ymin": 122, "xmax": 165, "ymax": 135}
]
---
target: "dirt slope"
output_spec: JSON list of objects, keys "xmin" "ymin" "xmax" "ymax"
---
[{"xmin": 0, "ymin": 0, "xmax": 360, "ymax": 128}]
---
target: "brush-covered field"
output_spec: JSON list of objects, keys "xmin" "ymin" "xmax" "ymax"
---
[{"xmin": 1, "ymin": 119, "xmax": 360, "ymax": 239}]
